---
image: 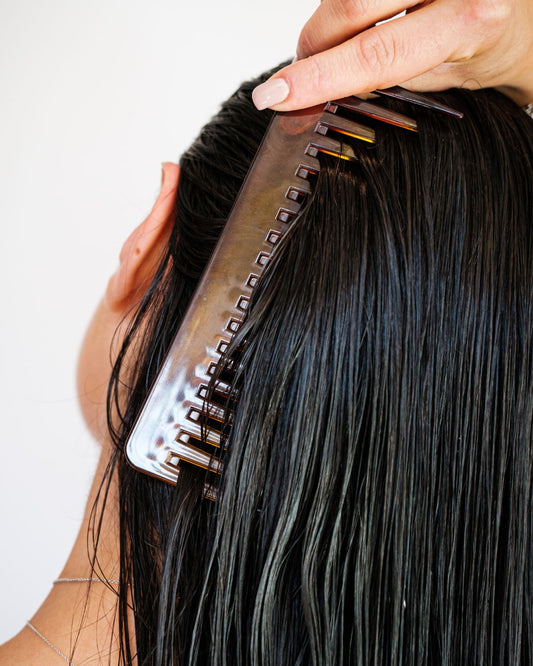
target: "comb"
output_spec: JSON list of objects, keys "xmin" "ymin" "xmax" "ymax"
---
[{"xmin": 125, "ymin": 88, "xmax": 462, "ymax": 497}]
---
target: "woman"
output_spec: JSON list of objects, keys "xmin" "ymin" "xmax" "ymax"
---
[
  {"xmin": 3, "ymin": 73, "xmax": 532, "ymax": 665},
  {"xmin": 2, "ymin": 3, "xmax": 533, "ymax": 664}
]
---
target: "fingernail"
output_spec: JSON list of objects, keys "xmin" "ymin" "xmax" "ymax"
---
[{"xmin": 252, "ymin": 78, "xmax": 290, "ymax": 110}]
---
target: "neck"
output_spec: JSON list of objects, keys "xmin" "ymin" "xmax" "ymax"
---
[{"xmin": 0, "ymin": 450, "xmax": 131, "ymax": 665}]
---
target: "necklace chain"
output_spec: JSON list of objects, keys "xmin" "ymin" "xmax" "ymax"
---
[
  {"xmin": 26, "ymin": 577, "xmax": 120, "ymax": 664},
  {"xmin": 26, "ymin": 621, "xmax": 75, "ymax": 665},
  {"xmin": 54, "ymin": 576, "xmax": 120, "ymax": 584}
]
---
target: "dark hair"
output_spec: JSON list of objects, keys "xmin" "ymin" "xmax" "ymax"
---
[{"xmin": 103, "ymin": 72, "xmax": 533, "ymax": 665}]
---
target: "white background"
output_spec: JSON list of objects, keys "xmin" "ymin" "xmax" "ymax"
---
[{"xmin": 0, "ymin": 0, "xmax": 314, "ymax": 642}]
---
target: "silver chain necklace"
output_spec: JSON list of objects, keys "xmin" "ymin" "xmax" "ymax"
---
[
  {"xmin": 26, "ymin": 577, "xmax": 121, "ymax": 664},
  {"xmin": 26, "ymin": 621, "xmax": 75, "ymax": 665}
]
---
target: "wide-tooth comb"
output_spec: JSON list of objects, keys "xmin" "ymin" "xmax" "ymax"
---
[
  {"xmin": 125, "ymin": 90, "xmax": 462, "ymax": 497},
  {"xmin": 374, "ymin": 86, "xmax": 464, "ymax": 118}
]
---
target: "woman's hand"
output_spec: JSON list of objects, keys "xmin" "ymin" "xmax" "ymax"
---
[{"xmin": 252, "ymin": 0, "xmax": 533, "ymax": 110}]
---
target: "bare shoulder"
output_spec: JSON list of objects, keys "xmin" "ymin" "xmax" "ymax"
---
[{"xmin": 0, "ymin": 626, "xmax": 45, "ymax": 666}]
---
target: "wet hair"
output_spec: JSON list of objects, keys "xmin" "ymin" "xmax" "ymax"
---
[{"xmin": 103, "ymin": 70, "xmax": 533, "ymax": 665}]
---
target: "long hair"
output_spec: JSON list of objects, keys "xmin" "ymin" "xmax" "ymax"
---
[{"xmin": 105, "ymin": 72, "xmax": 533, "ymax": 665}]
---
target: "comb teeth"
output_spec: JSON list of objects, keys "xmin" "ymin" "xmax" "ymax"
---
[
  {"xmin": 326, "ymin": 98, "xmax": 417, "ymax": 132},
  {"xmin": 125, "ymin": 92, "xmax": 462, "ymax": 498},
  {"xmin": 374, "ymin": 86, "xmax": 464, "ymax": 119}
]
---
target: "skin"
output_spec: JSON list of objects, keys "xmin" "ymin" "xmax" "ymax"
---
[
  {"xmin": 254, "ymin": 0, "xmax": 533, "ymax": 110},
  {"xmin": 0, "ymin": 163, "xmax": 180, "ymax": 665}
]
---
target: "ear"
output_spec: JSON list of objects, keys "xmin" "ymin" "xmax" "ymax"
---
[{"xmin": 105, "ymin": 162, "xmax": 180, "ymax": 313}]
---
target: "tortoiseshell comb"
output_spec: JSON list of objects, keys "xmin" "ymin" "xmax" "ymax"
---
[{"xmin": 125, "ymin": 87, "xmax": 462, "ymax": 497}]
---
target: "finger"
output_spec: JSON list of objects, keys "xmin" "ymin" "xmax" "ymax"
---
[
  {"xmin": 398, "ymin": 0, "xmax": 531, "ymax": 103},
  {"xmin": 254, "ymin": 1, "xmax": 468, "ymax": 111},
  {"xmin": 402, "ymin": 61, "xmax": 532, "ymax": 107},
  {"xmin": 296, "ymin": 0, "xmax": 421, "ymax": 60}
]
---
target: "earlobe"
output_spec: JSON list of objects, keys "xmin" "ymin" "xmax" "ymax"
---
[{"xmin": 105, "ymin": 162, "xmax": 180, "ymax": 313}]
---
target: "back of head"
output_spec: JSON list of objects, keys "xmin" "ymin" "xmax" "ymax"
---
[{"xmin": 108, "ymin": 75, "xmax": 533, "ymax": 665}]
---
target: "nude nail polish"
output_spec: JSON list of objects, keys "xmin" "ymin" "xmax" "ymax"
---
[{"xmin": 252, "ymin": 78, "xmax": 290, "ymax": 110}]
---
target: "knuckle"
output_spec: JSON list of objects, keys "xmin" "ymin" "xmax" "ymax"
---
[
  {"xmin": 334, "ymin": 0, "xmax": 369, "ymax": 25},
  {"xmin": 465, "ymin": 0, "xmax": 511, "ymax": 31},
  {"xmin": 297, "ymin": 27, "xmax": 316, "ymax": 60},
  {"xmin": 305, "ymin": 56, "xmax": 332, "ymax": 96},
  {"xmin": 355, "ymin": 30, "xmax": 398, "ymax": 77}
]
